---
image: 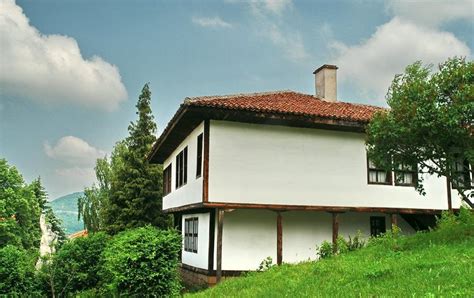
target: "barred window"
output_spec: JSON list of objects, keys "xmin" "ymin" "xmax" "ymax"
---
[
  {"xmin": 184, "ymin": 217, "xmax": 198, "ymax": 253},
  {"xmin": 196, "ymin": 134, "xmax": 203, "ymax": 178},
  {"xmin": 370, "ymin": 216, "xmax": 386, "ymax": 237}
]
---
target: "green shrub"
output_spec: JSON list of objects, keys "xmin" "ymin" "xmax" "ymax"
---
[
  {"xmin": 316, "ymin": 240, "xmax": 333, "ymax": 259},
  {"xmin": 38, "ymin": 232, "xmax": 109, "ymax": 296},
  {"xmin": 102, "ymin": 226, "xmax": 182, "ymax": 297},
  {"xmin": 0, "ymin": 245, "xmax": 39, "ymax": 296},
  {"xmin": 257, "ymin": 257, "xmax": 274, "ymax": 272}
]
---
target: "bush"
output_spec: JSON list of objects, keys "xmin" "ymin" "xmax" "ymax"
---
[
  {"xmin": 317, "ymin": 231, "xmax": 367, "ymax": 258},
  {"xmin": 316, "ymin": 241, "xmax": 333, "ymax": 259},
  {"xmin": 38, "ymin": 232, "xmax": 109, "ymax": 296},
  {"xmin": 257, "ymin": 257, "xmax": 274, "ymax": 272},
  {"xmin": 102, "ymin": 226, "xmax": 182, "ymax": 297},
  {"xmin": 0, "ymin": 245, "xmax": 39, "ymax": 296}
]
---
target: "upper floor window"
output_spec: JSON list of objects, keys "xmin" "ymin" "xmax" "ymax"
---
[
  {"xmin": 163, "ymin": 164, "xmax": 172, "ymax": 196},
  {"xmin": 184, "ymin": 217, "xmax": 198, "ymax": 253},
  {"xmin": 176, "ymin": 147, "xmax": 188, "ymax": 189},
  {"xmin": 196, "ymin": 133, "xmax": 203, "ymax": 178},
  {"xmin": 370, "ymin": 216, "xmax": 386, "ymax": 237},
  {"xmin": 367, "ymin": 157, "xmax": 392, "ymax": 185},
  {"xmin": 395, "ymin": 163, "xmax": 418, "ymax": 187},
  {"xmin": 452, "ymin": 159, "xmax": 472, "ymax": 189}
]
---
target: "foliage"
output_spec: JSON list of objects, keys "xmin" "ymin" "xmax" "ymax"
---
[
  {"xmin": 0, "ymin": 158, "xmax": 41, "ymax": 250},
  {"xmin": 102, "ymin": 226, "xmax": 182, "ymax": 297},
  {"xmin": 190, "ymin": 209, "xmax": 474, "ymax": 297},
  {"xmin": 316, "ymin": 240, "xmax": 333, "ymax": 259},
  {"xmin": 0, "ymin": 245, "xmax": 40, "ymax": 296},
  {"xmin": 38, "ymin": 232, "xmax": 109, "ymax": 297},
  {"xmin": 257, "ymin": 257, "xmax": 274, "ymax": 272},
  {"xmin": 366, "ymin": 57, "xmax": 474, "ymax": 206},
  {"xmin": 104, "ymin": 84, "xmax": 170, "ymax": 234},
  {"xmin": 317, "ymin": 231, "xmax": 366, "ymax": 258}
]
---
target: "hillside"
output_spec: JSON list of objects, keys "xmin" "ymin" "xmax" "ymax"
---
[
  {"xmin": 190, "ymin": 211, "xmax": 474, "ymax": 297},
  {"xmin": 50, "ymin": 192, "xmax": 84, "ymax": 235}
]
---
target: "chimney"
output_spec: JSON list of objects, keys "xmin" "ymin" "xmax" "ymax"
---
[{"xmin": 313, "ymin": 64, "xmax": 338, "ymax": 102}]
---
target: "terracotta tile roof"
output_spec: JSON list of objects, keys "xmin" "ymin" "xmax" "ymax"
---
[
  {"xmin": 185, "ymin": 90, "xmax": 384, "ymax": 123},
  {"xmin": 68, "ymin": 229, "xmax": 88, "ymax": 239}
]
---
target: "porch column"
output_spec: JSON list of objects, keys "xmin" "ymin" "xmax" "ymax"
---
[
  {"xmin": 331, "ymin": 212, "xmax": 339, "ymax": 253},
  {"xmin": 390, "ymin": 213, "xmax": 398, "ymax": 230},
  {"xmin": 216, "ymin": 208, "xmax": 224, "ymax": 283},
  {"xmin": 276, "ymin": 212, "xmax": 282, "ymax": 265}
]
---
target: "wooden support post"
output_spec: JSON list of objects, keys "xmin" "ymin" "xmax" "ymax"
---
[
  {"xmin": 391, "ymin": 213, "xmax": 398, "ymax": 230},
  {"xmin": 277, "ymin": 212, "xmax": 282, "ymax": 265},
  {"xmin": 446, "ymin": 175, "xmax": 453, "ymax": 212},
  {"xmin": 216, "ymin": 209, "xmax": 224, "ymax": 283},
  {"xmin": 332, "ymin": 212, "xmax": 339, "ymax": 253}
]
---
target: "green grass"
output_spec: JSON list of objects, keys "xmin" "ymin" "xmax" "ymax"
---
[{"xmin": 189, "ymin": 211, "xmax": 474, "ymax": 297}]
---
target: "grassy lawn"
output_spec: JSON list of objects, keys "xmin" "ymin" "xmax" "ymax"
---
[{"xmin": 188, "ymin": 211, "xmax": 474, "ymax": 297}]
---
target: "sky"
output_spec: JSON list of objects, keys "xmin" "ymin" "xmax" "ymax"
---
[{"xmin": 0, "ymin": 0, "xmax": 472, "ymax": 199}]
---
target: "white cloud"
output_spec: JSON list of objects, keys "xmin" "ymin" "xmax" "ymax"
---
[
  {"xmin": 244, "ymin": 0, "xmax": 309, "ymax": 63},
  {"xmin": 387, "ymin": 0, "xmax": 474, "ymax": 27},
  {"xmin": 44, "ymin": 136, "xmax": 106, "ymax": 166},
  {"xmin": 192, "ymin": 16, "xmax": 233, "ymax": 28},
  {"xmin": 54, "ymin": 167, "xmax": 96, "ymax": 194},
  {"xmin": 331, "ymin": 17, "xmax": 471, "ymax": 102},
  {"xmin": 0, "ymin": 0, "xmax": 127, "ymax": 111}
]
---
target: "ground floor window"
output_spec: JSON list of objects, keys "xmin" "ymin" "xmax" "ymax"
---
[
  {"xmin": 184, "ymin": 217, "xmax": 198, "ymax": 253},
  {"xmin": 370, "ymin": 216, "xmax": 386, "ymax": 237}
]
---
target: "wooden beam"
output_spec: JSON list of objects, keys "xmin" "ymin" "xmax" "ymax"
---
[
  {"xmin": 216, "ymin": 208, "xmax": 224, "ymax": 283},
  {"xmin": 332, "ymin": 212, "xmax": 339, "ymax": 254},
  {"xmin": 203, "ymin": 119, "xmax": 210, "ymax": 202},
  {"xmin": 208, "ymin": 209, "xmax": 216, "ymax": 274},
  {"xmin": 276, "ymin": 212, "xmax": 282, "ymax": 265},
  {"xmin": 446, "ymin": 175, "xmax": 453, "ymax": 212},
  {"xmin": 202, "ymin": 202, "xmax": 445, "ymax": 215}
]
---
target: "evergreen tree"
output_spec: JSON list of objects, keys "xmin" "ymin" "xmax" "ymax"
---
[{"xmin": 104, "ymin": 84, "xmax": 170, "ymax": 234}]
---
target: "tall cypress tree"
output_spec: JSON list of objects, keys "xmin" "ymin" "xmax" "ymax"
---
[{"xmin": 104, "ymin": 84, "xmax": 169, "ymax": 234}]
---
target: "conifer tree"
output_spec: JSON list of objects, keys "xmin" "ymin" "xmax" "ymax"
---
[{"xmin": 104, "ymin": 84, "xmax": 169, "ymax": 234}]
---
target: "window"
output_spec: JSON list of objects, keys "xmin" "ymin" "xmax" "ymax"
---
[
  {"xmin": 175, "ymin": 147, "xmax": 188, "ymax": 189},
  {"xmin": 370, "ymin": 216, "xmax": 386, "ymax": 237},
  {"xmin": 395, "ymin": 163, "xmax": 418, "ymax": 187},
  {"xmin": 367, "ymin": 157, "xmax": 392, "ymax": 185},
  {"xmin": 452, "ymin": 159, "xmax": 471, "ymax": 189},
  {"xmin": 163, "ymin": 164, "xmax": 172, "ymax": 196},
  {"xmin": 196, "ymin": 133, "xmax": 203, "ymax": 178},
  {"xmin": 184, "ymin": 217, "xmax": 198, "ymax": 253}
]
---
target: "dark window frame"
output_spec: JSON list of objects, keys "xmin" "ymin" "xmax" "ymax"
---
[
  {"xmin": 196, "ymin": 133, "xmax": 203, "ymax": 178},
  {"xmin": 370, "ymin": 216, "xmax": 386, "ymax": 237},
  {"xmin": 451, "ymin": 159, "xmax": 472, "ymax": 189},
  {"xmin": 175, "ymin": 147, "xmax": 188, "ymax": 189},
  {"xmin": 394, "ymin": 163, "xmax": 418, "ymax": 187},
  {"xmin": 163, "ymin": 164, "xmax": 172, "ymax": 196},
  {"xmin": 367, "ymin": 155, "xmax": 393, "ymax": 185},
  {"xmin": 184, "ymin": 217, "xmax": 198, "ymax": 253}
]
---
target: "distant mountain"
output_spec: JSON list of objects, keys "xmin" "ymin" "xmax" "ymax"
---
[{"xmin": 50, "ymin": 192, "xmax": 84, "ymax": 235}]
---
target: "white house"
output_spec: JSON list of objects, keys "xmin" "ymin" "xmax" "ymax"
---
[{"xmin": 148, "ymin": 65, "xmax": 469, "ymax": 286}]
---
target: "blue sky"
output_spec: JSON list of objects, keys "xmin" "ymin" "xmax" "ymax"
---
[{"xmin": 0, "ymin": 0, "xmax": 472, "ymax": 199}]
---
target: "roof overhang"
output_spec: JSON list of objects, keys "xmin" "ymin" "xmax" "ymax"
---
[{"xmin": 148, "ymin": 105, "xmax": 369, "ymax": 164}]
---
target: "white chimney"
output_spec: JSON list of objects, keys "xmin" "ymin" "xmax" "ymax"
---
[{"xmin": 313, "ymin": 64, "xmax": 338, "ymax": 102}]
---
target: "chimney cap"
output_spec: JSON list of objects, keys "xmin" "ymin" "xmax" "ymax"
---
[{"xmin": 313, "ymin": 64, "xmax": 338, "ymax": 74}]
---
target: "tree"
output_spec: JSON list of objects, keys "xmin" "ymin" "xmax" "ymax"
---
[
  {"xmin": 78, "ymin": 141, "xmax": 127, "ymax": 233},
  {"xmin": 103, "ymin": 84, "xmax": 170, "ymax": 234},
  {"xmin": 366, "ymin": 57, "xmax": 473, "ymax": 211},
  {"xmin": 0, "ymin": 159, "xmax": 41, "ymax": 250}
]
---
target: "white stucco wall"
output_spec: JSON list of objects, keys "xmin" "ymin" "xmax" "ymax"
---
[
  {"xmin": 182, "ymin": 212, "xmax": 210, "ymax": 270},
  {"xmin": 204, "ymin": 209, "xmax": 415, "ymax": 271},
  {"xmin": 208, "ymin": 120, "xmax": 461, "ymax": 210},
  {"xmin": 163, "ymin": 122, "xmax": 204, "ymax": 210}
]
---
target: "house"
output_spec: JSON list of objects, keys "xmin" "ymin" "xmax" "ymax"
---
[{"xmin": 148, "ymin": 65, "xmax": 468, "ymax": 286}]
